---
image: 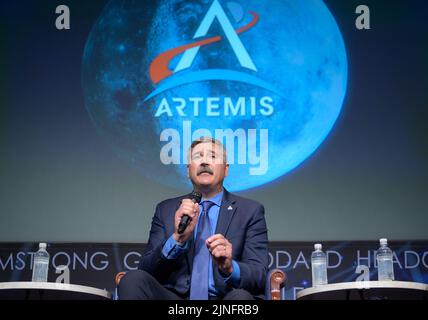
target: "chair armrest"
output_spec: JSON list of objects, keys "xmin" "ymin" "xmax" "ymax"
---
[
  {"xmin": 115, "ymin": 271, "xmax": 127, "ymax": 286},
  {"xmin": 267, "ymin": 269, "xmax": 286, "ymax": 300}
]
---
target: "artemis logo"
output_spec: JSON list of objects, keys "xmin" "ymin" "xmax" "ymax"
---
[
  {"xmin": 145, "ymin": 0, "xmax": 281, "ymax": 101},
  {"xmin": 147, "ymin": 1, "xmax": 275, "ymax": 174},
  {"xmin": 83, "ymin": 0, "xmax": 348, "ymax": 192}
]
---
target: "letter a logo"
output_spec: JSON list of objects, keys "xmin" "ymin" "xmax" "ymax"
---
[{"xmin": 174, "ymin": 0, "xmax": 257, "ymax": 73}]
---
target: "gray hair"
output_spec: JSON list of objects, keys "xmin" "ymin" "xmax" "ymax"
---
[{"xmin": 188, "ymin": 136, "xmax": 228, "ymax": 164}]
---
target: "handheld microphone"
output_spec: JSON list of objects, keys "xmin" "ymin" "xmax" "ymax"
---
[{"xmin": 177, "ymin": 190, "xmax": 202, "ymax": 234}]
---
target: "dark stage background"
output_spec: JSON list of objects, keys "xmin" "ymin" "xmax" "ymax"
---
[{"xmin": 0, "ymin": 1, "xmax": 427, "ymax": 243}]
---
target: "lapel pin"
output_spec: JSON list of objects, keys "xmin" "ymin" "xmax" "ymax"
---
[{"xmin": 227, "ymin": 206, "xmax": 233, "ymax": 210}]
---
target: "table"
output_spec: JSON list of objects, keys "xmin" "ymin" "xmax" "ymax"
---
[
  {"xmin": 296, "ymin": 281, "xmax": 428, "ymax": 300},
  {"xmin": 0, "ymin": 282, "xmax": 112, "ymax": 300}
]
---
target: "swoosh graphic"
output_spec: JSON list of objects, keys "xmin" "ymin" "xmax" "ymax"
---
[
  {"xmin": 144, "ymin": 69, "xmax": 283, "ymax": 101},
  {"xmin": 149, "ymin": 11, "xmax": 259, "ymax": 84}
]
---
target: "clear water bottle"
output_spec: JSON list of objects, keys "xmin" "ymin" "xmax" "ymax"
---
[
  {"xmin": 32, "ymin": 243, "xmax": 50, "ymax": 282},
  {"xmin": 376, "ymin": 238, "xmax": 394, "ymax": 281},
  {"xmin": 311, "ymin": 243, "xmax": 328, "ymax": 286}
]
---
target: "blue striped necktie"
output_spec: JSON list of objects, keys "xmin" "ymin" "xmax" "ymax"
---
[{"xmin": 189, "ymin": 200, "xmax": 215, "ymax": 300}]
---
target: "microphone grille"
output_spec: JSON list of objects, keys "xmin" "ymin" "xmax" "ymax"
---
[{"xmin": 190, "ymin": 190, "xmax": 202, "ymax": 203}]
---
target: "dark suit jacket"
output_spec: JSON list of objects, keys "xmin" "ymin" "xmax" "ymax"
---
[{"xmin": 138, "ymin": 189, "xmax": 269, "ymax": 299}]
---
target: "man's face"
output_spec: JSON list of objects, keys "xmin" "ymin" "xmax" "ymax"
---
[{"xmin": 187, "ymin": 142, "xmax": 229, "ymax": 190}]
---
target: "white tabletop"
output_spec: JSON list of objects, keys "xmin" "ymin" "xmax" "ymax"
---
[
  {"xmin": 297, "ymin": 281, "xmax": 428, "ymax": 300},
  {"xmin": 0, "ymin": 282, "xmax": 112, "ymax": 300}
]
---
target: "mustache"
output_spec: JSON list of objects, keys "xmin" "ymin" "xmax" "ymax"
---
[{"xmin": 197, "ymin": 167, "xmax": 213, "ymax": 175}]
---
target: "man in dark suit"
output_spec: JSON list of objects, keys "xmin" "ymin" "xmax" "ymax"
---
[{"xmin": 118, "ymin": 137, "xmax": 269, "ymax": 300}]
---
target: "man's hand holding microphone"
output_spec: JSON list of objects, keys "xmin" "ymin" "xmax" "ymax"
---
[
  {"xmin": 173, "ymin": 198, "xmax": 200, "ymax": 244},
  {"xmin": 172, "ymin": 190, "xmax": 234, "ymax": 276}
]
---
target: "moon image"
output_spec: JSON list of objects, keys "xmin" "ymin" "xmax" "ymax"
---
[{"xmin": 82, "ymin": 0, "xmax": 348, "ymax": 192}]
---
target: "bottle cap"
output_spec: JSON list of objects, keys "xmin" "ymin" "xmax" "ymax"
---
[
  {"xmin": 314, "ymin": 243, "xmax": 322, "ymax": 250},
  {"xmin": 379, "ymin": 238, "xmax": 387, "ymax": 246},
  {"xmin": 39, "ymin": 243, "xmax": 47, "ymax": 249}
]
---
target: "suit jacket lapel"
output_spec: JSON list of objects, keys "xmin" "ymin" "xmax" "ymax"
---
[{"xmin": 215, "ymin": 189, "xmax": 237, "ymax": 237}]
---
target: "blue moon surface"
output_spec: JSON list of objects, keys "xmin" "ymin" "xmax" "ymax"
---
[{"xmin": 82, "ymin": 0, "xmax": 348, "ymax": 192}]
